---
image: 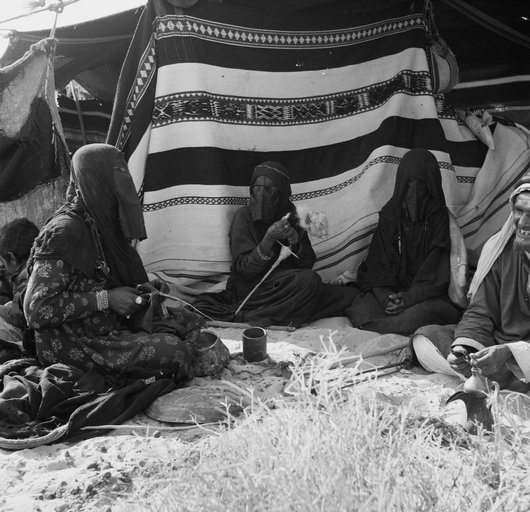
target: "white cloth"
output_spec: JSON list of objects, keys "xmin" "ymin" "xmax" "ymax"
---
[
  {"xmin": 467, "ymin": 182, "xmax": 530, "ymax": 299},
  {"xmin": 448, "ymin": 211, "xmax": 468, "ymax": 307},
  {"xmin": 414, "ymin": 332, "xmax": 530, "ymax": 386},
  {"xmin": 0, "ymin": 316, "xmax": 23, "ymax": 349},
  {"xmin": 412, "ymin": 333, "xmax": 463, "ymax": 379}
]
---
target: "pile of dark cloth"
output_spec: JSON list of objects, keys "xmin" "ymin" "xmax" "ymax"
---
[{"xmin": 0, "ymin": 354, "xmax": 175, "ymax": 450}]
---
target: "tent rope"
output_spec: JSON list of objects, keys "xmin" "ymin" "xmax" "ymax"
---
[
  {"xmin": 0, "ymin": 0, "xmax": 80, "ymax": 26},
  {"xmin": 43, "ymin": 37, "xmax": 72, "ymax": 174}
]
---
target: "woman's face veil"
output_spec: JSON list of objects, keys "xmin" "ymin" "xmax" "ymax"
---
[
  {"xmin": 394, "ymin": 149, "xmax": 445, "ymax": 223},
  {"xmin": 248, "ymin": 161, "xmax": 292, "ymax": 224},
  {"xmin": 71, "ymin": 143, "xmax": 146, "ymax": 241}
]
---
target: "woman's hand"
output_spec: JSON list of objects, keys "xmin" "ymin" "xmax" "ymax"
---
[
  {"xmin": 137, "ymin": 278, "xmax": 170, "ymax": 294},
  {"xmin": 267, "ymin": 219, "xmax": 294, "ymax": 241},
  {"xmin": 384, "ymin": 292, "xmax": 405, "ymax": 315},
  {"xmin": 287, "ymin": 228, "xmax": 299, "ymax": 248},
  {"xmin": 107, "ymin": 286, "xmax": 146, "ymax": 317},
  {"xmin": 262, "ymin": 219, "xmax": 297, "ymax": 252}
]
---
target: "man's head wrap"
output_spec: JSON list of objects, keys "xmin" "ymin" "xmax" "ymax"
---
[{"xmin": 467, "ymin": 177, "xmax": 530, "ymax": 299}]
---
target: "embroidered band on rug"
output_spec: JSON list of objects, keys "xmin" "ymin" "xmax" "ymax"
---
[{"xmin": 108, "ymin": 0, "xmax": 511, "ymax": 296}]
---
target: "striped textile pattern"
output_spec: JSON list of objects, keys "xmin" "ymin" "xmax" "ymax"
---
[{"xmin": 107, "ymin": 0, "xmax": 525, "ymax": 296}]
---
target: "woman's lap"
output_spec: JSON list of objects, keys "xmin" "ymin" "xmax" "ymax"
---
[
  {"xmin": 36, "ymin": 330, "xmax": 194, "ymax": 379},
  {"xmin": 239, "ymin": 268, "xmax": 322, "ymax": 326},
  {"xmin": 346, "ymin": 292, "xmax": 461, "ymax": 336}
]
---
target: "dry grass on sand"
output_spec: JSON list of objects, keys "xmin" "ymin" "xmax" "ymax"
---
[{"xmin": 0, "ymin": 328, "xmax": 529, "ymax": 512}]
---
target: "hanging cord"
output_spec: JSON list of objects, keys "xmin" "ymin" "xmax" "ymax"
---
[
  {"xmin": 423, "ymin": 0, "xmax": 438, "ymax": 43},
  {"xmin": 0, "ymin": 0, "xmax": 80, "ymax": 25},
  {"xmin": 44, "ymin": 37, "xmax": 72, "ymax": 176},
  {"xmin": 42, "ymin": 2, "xmax": 72, "ymax": 177},
  {"xmin": 48, "ymin": 0, "xmax": 63, "ymax": 40}
]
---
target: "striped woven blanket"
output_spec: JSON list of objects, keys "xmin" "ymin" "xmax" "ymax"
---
[{"xmin": 107, "ymin": 0, "xmax": 529, "ymax": 296}]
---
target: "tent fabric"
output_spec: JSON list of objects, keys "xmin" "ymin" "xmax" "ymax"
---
[
  {"xmin": 0, "ymin": 8, "xmax": 144, "ymax": 98},
  {"xmin": 58, "ymin": 95, "xmax": 112, "ymax": 154},
  {"xmin": 454, "ymin": 122, "xmax": 530, "ymax": 264},
  {"xmin": 0, "ymin": 39, "xmax": 69, "ymax": 227},
  {"xmin": 107, "ymin": 0, "xmax": 499, "ymax": 295},
  {"xmin": 2, "ymin": 1, "xmax": 530, "ymax": 107}
]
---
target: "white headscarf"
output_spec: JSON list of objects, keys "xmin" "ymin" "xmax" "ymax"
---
[{"xmin": 467, "ymin": 183, "xmax": 530, "ymax": 299}]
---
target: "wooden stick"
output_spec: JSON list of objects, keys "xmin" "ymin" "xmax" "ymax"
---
[
  {"xmin": 234, "ymin": 243, "xmax": 293, "ymax": 318},
  {"xmin": 206, "ymin": 320, "xmax": 296, "ymax": 332},
  {"xmin": 233, "ymin": 260, "xmax": 281, "ymax": 318},
  {"xmin": 79, "ymin": 422, "xmax": 219, "ymax": 431},
  {"xmin": 338, "ymin": 367, "xmax": 402, "ymax": 389},
  {"xmin": 327, "ymin": 339, "xmax": 410, "ymax": 370},
  {"xmin": 157, "ymin": 292, "xmax": 214, "ymax": 321},
  {"xmin": 158, "ymin": 293, "xmax": 296, "ymax": 331}
]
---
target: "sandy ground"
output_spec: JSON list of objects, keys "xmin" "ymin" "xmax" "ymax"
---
[{"xmin": 0, "ymin": 318, "xmax": 527, "ymax": 512}]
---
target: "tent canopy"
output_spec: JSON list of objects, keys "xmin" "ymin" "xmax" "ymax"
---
[
  {"xmin": 0, "ymin": 1, "xmax": 146, "ymax": 101},
  {"xmin": 2, "ymin": 0, "xmax": 530, "ymax": 292},
  {"xmin": 1, "ymin": 0, "xmax": 530, "ymax": 107}
]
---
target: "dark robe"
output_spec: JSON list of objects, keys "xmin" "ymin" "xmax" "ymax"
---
[
  {"xmin": 24, "ymin": 144, "xmax": 200, "ymax": 380},
  {"xmin": 346, "ymin": 149, "xmax": 461, "ymax": 335},
  {"xmin": 195, "ymin": 161, "xmax": 356, "ymax": 327},
  {"xmin": 228, "ymin": 205, "xmax": 320, "ymax": 325}
]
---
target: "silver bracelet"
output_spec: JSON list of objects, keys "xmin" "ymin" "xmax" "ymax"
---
[
  {"xmin": 257, "ymin": 244, "xmax": 272, "ymax": 261},
  {"xmin": 96, "ymin": 290, "xmax": 109, "ymax": 311}
]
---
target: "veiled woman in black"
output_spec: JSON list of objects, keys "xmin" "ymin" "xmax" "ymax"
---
[
  {"xmin": 345, "ymin": 149, "xmax": 461, "ymax": 335},
  {"xmin": 225, "ymin": 162, "xmax": 356, "ymax": 327},
  {"xmin": 23, "ymin": 144, "xmax": 203, "ymax": 380}
]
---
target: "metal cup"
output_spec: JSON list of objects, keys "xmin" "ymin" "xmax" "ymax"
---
[
  {"xmin": 242, "ymin": 327, "xmax": 267, "ymax": 362},
  {"xmin": 192, "ymin": 329, "xmax": 230, "ymax": 377}
]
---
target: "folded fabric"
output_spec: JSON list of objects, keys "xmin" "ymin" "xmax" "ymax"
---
[{"xmin": 0, "ymin": 360, "xmax": 175, "ymax": 450}]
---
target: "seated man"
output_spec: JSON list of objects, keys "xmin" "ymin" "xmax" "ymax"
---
[
  {"xmin": 0, "ymin": 217, "xmax": 39, "ymax": 352},
  {"xmin": 412, "ymin": 180, "xmax": 530, "ymax": 392},
  {"xmin": 345, "ymin": 149, "xmax": 461, "ymax": 335},
  {"xmin": 200, "ymin": 161, "xmax": 356, "ymax": 327}
]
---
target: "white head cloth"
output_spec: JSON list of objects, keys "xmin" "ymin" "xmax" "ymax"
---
[{"xmin": 467, "ymin": 183, "xmax": 530, "ymax": 299}]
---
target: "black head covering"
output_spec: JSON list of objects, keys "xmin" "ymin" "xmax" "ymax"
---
[
  {"xmin": 249, "ymin": 161, "xmax": 293, "ymax": 224},
  {"xmin": 30, "ymin": 144, "xmax": 148, "ymax": 287},
  {"xmin": 72, "ymin": 144, "xmax": 147, "ymax": 242},
  {"xmin": 381, "ymin": 148, "xmax": 446, "ymax": 224},
  {"xmin": 357, "ymin": 148, "xmax": 450, "ymax": 291}
]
